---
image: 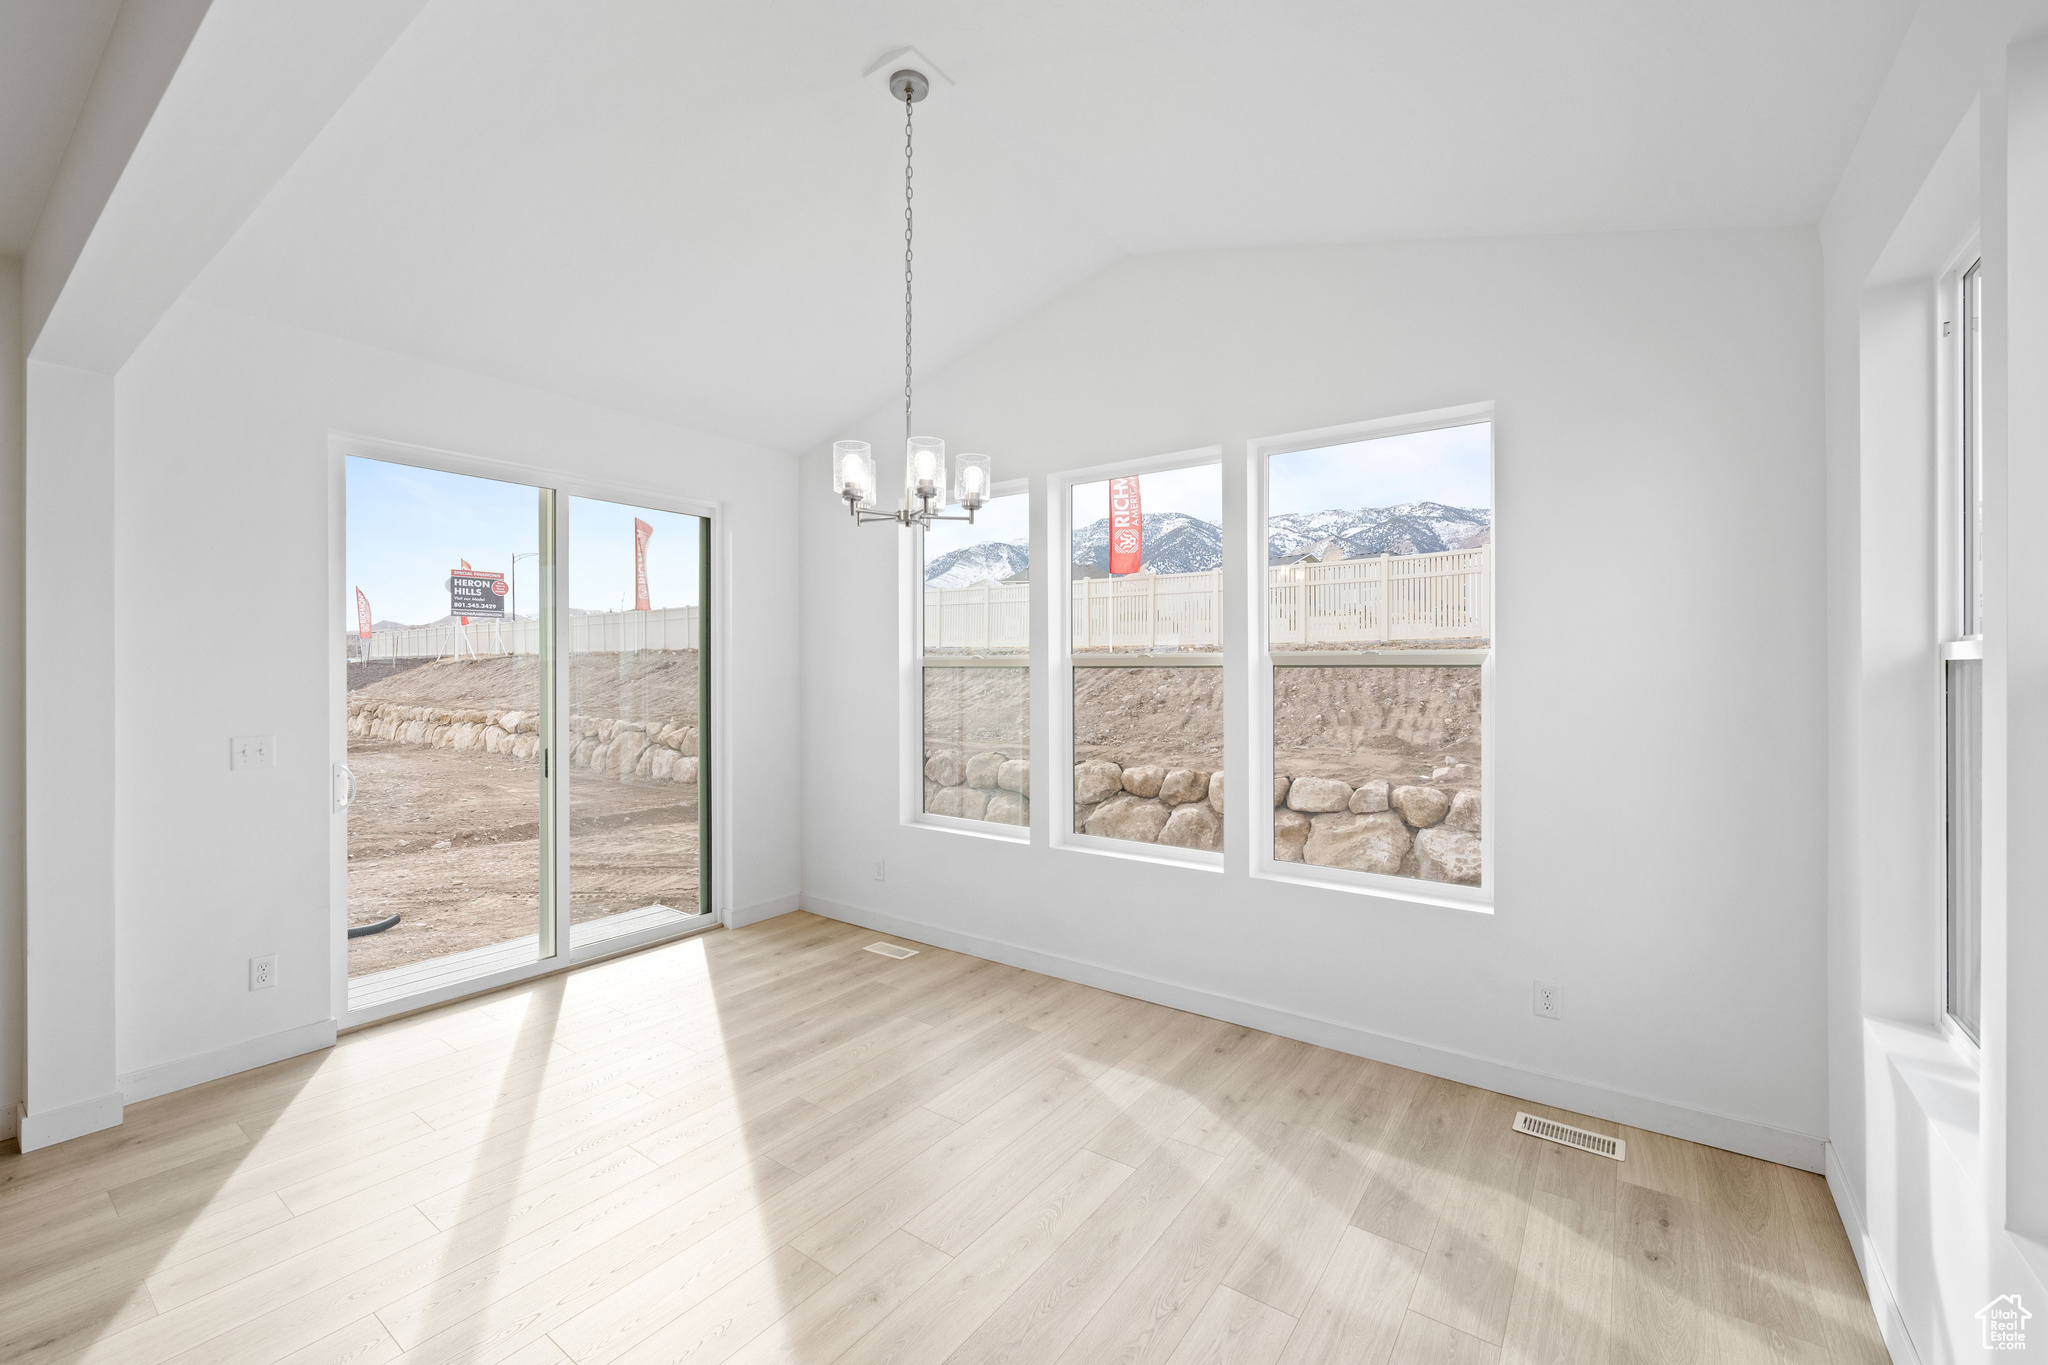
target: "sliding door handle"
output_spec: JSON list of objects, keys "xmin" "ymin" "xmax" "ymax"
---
[{"xmin": 334, "ymin": 762, "xmax": 357, "ymax": 812}]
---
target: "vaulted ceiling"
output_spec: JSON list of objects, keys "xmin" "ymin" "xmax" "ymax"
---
[{"xmin": 176, "ymin": 0, "xmax": 1918, "ymax": 451}]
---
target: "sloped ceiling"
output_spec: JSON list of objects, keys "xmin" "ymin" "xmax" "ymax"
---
[
  {"xmin": 188, "ymin": 0, "xmax": 1917, "ymax": 452},
  {"xmin": 0, "ymin": 0, "xmax": 124, "ymax": 255}
]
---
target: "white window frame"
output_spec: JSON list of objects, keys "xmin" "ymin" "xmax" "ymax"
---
[
  {"xmin": 1247, "ymin": 402, "xmax": 1496, "ymax": 913},
  {"xmin": 1938, "ymin": 244, "xmax": 1984, "ymax": 1059},
  {"xmin": 902, "ymin": 477, "xmax": 1034, "ymax": 843},
  {"xmin": 328, "ymin": 430, "xmax": 728, "ymax": 1030},
  {"xmin": 1049, "ymin": 446, "xmax": 1226, "ymax": 871}
]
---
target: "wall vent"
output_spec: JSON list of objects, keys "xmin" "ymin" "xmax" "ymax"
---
[
  {"xmin": 1513, "ymin": 1112, "xmax": 1625, "ymax": 1160},
  {"xmin": 865, "ymin": 942, "xmax": 918, "ymax": 959}
]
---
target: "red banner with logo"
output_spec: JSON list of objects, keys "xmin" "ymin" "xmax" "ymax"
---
[
  {"xmin": 355, "ymin": 588, "xmax": 372, "ymax": 640},
  {"xmin": 1108, "ymin": 477, "xmax": 1142, "ymax": 575},
  {"xmin": 633, "ymin": 517, "xmax": 654, "ymax": 611}
]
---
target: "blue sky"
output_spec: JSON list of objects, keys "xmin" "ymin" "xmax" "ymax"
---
[
  {"xmin": 1268, "ymin": 422, "xmax": 1491, "ymax": 517},
  {"xmin": 345, "ymin": 457, "xmax": 698, "ymax": 625},
  {"xmin": 1070, "ymin": 463, "xmax": 1223, "ymax": 529}
]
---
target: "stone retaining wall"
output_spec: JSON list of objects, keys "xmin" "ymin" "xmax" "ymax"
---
[{"xmin": 347, "ymin": 699, "xmax": 701, "ymax": 786}]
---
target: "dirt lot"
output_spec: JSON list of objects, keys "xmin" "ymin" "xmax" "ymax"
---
[
  {"xmin": 925, "ymin": 662, "xmax": 1481, "ymax": 790},
  {"xmin": 345, "ymin": 651, "xmax": 703, "ymax": 977},
  {"xmin": 350, "ymin": 650, "xmax": 701, "ymax": 725}
]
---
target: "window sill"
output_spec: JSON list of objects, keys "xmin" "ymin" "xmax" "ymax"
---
[
  {"xmin": 1866, "ymin": 1015, "xmax": 1980, "ymax": 1185},
  {"xmin": 911, "ymin": 812, "xmax": 1030, "ymax": 844},
  {"xmin": 1053, "ymin": 830, "xmax": 1224, "ymax": 872},
  {"xmin": 1255, "ymin": 860, "xmax": 1493, "ymax": 913}
]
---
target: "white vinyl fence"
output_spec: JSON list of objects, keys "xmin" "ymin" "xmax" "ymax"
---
[
  {"xmin": 358, "ymin": 606, "xmax": 702, "ymax": 659},
  {"xmin": 920, "ymin": 546, "xmax": 1492, "ymax": 653}
]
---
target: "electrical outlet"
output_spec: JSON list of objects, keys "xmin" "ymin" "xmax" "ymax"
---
[
  {"xmin": 874, "ymin": 860, "xmax": 886, "ymax": 881},
  {"xmin": 231, "ymin": 736, "xmax": 276, "ymax": 771},
  {"xmin": 250, "ymin": 955, "xmax": 277, "ymax": 990},
  {"xmin": 1533, "ymin": 981, "xmax": 1561, "ymax": 1019}
]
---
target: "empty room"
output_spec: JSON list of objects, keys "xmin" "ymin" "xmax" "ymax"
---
[{"xmin": 0, "ymin": 1, "xmax": 2042, "ymax": 1361}]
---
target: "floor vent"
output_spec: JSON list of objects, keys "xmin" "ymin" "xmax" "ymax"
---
[
  {"xmin": 1513, "ymin": 1112, "xmax": 1625, "ymax": 1160},
  {"xmin": 865, "ymin": 942, "xmax": 918, "ymax": 959}
]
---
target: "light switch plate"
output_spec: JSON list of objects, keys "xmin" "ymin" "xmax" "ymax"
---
[{"xmin": 231, "ymin": 736, "xmax": 276, "ymax": 771}]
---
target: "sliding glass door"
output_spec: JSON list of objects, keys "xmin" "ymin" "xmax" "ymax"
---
[
  {"xmin": 341, "ymin": 452, "xmax": 710, "ymax": 1018},
  {"xmin": 566, "ymin": 495, "xmax": 710, "ymax": 947}
]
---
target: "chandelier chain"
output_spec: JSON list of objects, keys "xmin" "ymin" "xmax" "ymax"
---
[{"xmin": 904, "ymin": 89, "xmax": 914, "ymax": 445}]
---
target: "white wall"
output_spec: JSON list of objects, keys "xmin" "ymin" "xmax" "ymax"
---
[
  {"xmin": 800, "ymin": 229, "xmax": 1831, "ymax": 1167},
  {"xmin": 1819, "ymin": 1, "xmax": 2048, "ymax": 1358},
  {"xmin": 0, "ymin": 257, "xmax": 23, "ymax": 1142},
  {"xmin": 104, "ymin": 299, "xmax": 800, "ymax": 1092}
]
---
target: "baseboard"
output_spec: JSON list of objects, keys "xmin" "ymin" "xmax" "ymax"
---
[
  {"xmin": 727, "ymin": 892, "xmax": 800, "ymax": 930},
  {"xmin": 119, "ymin": 1018, "xmax": 339, "ymax": 1107},
  {"xmin": 801, "ymin": 894, "xmax": 1828, "ymax": 1173},
  {"xmin": 18, "ymin": 1090, "xmax": 125, "ymax": 1152},
  {"xmin": 1825, "ymin": 1143, "xmax": 1918, "ymax": 1365}
]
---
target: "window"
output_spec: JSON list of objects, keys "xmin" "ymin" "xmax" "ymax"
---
[
  {"xmin": 1063, "ymin": 458, "xmax": 1224, "ymax": 857},
  {"xmin": 919, "ymin": 489, "xmax": 1030, "ymax": 829},
  {"xmin": 1258, "ymin": 414, "xmax": 1492, "ymax": 900},
  {"xmin": 1944, "ymin": 258, "xmax": 1983, "ymax": 1045}
]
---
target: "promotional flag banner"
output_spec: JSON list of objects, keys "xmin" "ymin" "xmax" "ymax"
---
[
  {"xmin": 633, "ymin": 517, "xmax": 654, "ymax": 611},
  {"xmin": 1109, "ymin": 477, "xmax": 1143, "ymax": 575},
  {"xmin": 355, "ymin": 588, "xmax": 372, "ymax": 640}
]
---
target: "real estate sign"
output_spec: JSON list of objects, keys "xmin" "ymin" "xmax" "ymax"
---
[{"xmin": 449, "ymin": 568, "xmax": 509, "ymax": 619}]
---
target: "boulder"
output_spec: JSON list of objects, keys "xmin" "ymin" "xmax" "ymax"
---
[
  {"xmin": 965, "ymin": 752, "xmax": 1008, "ymax": 789},
  {"xmin": 985, "ymin": 791, "xmax": 1028, "ymax": 825},
  {"xmin": 998, "ymin": 759, "xmax": 1030, "ymax": 795},
  {"xmin": 672, "ymin": 756, "xmax": 700, "ymax": 786},
  {"xmin": 1159, "ymin": 804, "xmax": 1223, "ymax": 851},
  {"xmin": 1348, "ymin": 780, "xmax": 1391, "ymax": 814},
  {"xmin": 611, "ymin": 729, "xmax": 650, "ymax": 778},
  {"xmin": 1391, "ymin": 785, "xmax": 1451, "ymax": 828},
  {"xmin": 1121, "ymin": 765, "xmax": 1166, "ymax": 798},
  {"xmin": 1446, "ymin": 790, "xmax": 1481, "ymax": 834},
  {"xmin": 1074, "ymin": 801, "xmax": 1098, "ymax": 833},
  {"xmin": 929, "ymin": 786, "xmax": 989, "ymax": 820},
  {"xmin": 1416, "ymin": 826, "xmax": 1482, "ymax": 884},
  {"xmin": 925, "ymin": 751, "xmax": 963, "ymax": 786},
  {"xmin": 633, "ymin": 746, "xmax": 656, "ymax": 779},
  {"xmin": 498, "ymin": 711, "xmax": 526, "ymax": 734},
  {"xmin": 512, "ymin": 735, "xmax": 539, "ymax": 761},
  {"xmin": 1432, "ymin": 763, "xmax": 1477, "ymax": 784},
  {"xmin": 1274, "ymin": 775, "xmax": 1292, "ymax": 807},
  {"xmin": 1074, "ymin": 760, "xmax": 1123, "ymax": 806},
  {"xmin": 1286, "ymin": 777, "xmax": 1353, "ymax": 813},
  {"xmin": 1305, "ymin": 811, "xmax": 1412, "ymax": 875},
  {"xmin": 650, "ymin": 748, "xmax": 676, "ymax": 781},
  {"xmin": 925, "ymin": 778, "xmax": 940, "ymax": 809},
  {"xmin": 479, "ymin": 724, "xmax": 510, "ymax": 753},
  {"xmin": 1274, "ymin": 808, "xmax": 1312, "ymax": 861},
  {"xmin": 1159, "ymin": 770, "xmax": 1209, "ymax": 806},
  {"xmin": 1086, "ymin": 794, "xmax": 1171, "ymax": 842},
  {"xmin": 678, "ymin": 727, "xmax": 698, "ymax": 757},
  {"xmin": 1208, "ymin": 770, "xmax": 1225, "ymax": 815}
]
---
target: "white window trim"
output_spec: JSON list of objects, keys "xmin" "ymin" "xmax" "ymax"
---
[
  {"xmin": 1936, "ymin": 239, "xmax": 1985, "ymax": 1064},
  {"xmin": 903, "ymin": 477, "xmax": 1033, "ymax": 843},
  {"xmin": 328, "ymin": 430, "xmax": 728, "ymax": 1029},
  {"xmin": 1049, "ymin": 446, "xmax": 1226, "ymax": 872},
  {"xmin": 1246, "ymin": 402, "xmax": 1497, "ymax": 913}
]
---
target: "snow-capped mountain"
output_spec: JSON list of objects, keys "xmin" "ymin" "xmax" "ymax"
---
[
  {"xmin": 1267, "ymin": 503, "xmax": 1490, "ymax": 562},
  {"xmin": 1071, "ymin": 512, "xmax": 1224, "ymax": 576},
  {"xmin": 925, "ymin": 539, "xmax": 1030, "ymax": 587}
]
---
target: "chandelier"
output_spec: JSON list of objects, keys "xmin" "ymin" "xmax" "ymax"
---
[{"xmin": 831, "ymin": 68, "xmax": 991, "ymax": 528}]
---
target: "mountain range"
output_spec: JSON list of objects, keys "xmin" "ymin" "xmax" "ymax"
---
[{"xmin": 921, "ymin": 502, "xmax": 1492, "ymax": 584}]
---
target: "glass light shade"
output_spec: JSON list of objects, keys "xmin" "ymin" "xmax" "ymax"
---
[
  {"xmin": 832, "ymin": 440, "xmax": 875, "ymax": 508},
  {"xmin": 954, "ymin": 453, "xmax": 992, "ymax": 509},
  {"xmin": 904, "ymin": 437, "xmax": 946, "ymax": 506}
]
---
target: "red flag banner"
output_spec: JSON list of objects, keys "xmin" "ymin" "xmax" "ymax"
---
[
  {"xmin": 355, "ymin": 588, "xmax": 372, "ymax": 640},
  {"xmin": 633, "ymin": 517, "xmax": 654, "ymax": 611},
  {"xmin": 1108, "ymin": 477, "xmax": 1143, "ymax": 575}
]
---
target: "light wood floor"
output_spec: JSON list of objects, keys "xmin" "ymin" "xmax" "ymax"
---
[{"xmin": 0, "ymin": 912, "xmax": 1892, "ymax": 1365}]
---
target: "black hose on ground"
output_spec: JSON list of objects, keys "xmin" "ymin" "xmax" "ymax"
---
[{"xmin": 347, "ymin": 914, "xmax": 402, "ymax": 939}]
